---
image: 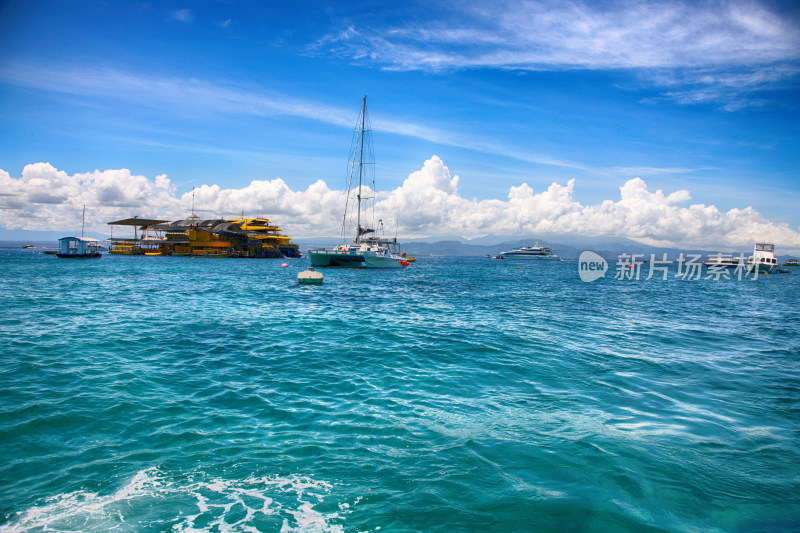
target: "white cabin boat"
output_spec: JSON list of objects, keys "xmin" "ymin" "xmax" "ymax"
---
[
  {"xmin": 57, "ymin": 206, "xmax": 101, "ymax": 258},
  {"xmin": 57, "ymin": 237, "xmax": 101, "ymax": 258},
  {"xmin": 747, "ymin": 243, "xmax": 778, "ymax": 274}
]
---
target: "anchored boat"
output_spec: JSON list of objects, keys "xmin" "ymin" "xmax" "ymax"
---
[
  {"xmin": 702, "ymin": 254, "xmax": 742, "ymax": 269},
  {"xmin": 107, "ymin": 216, "xmax": 301, "ymax": 257},
  {"xmin": 57, "ymin": 236, "xmax": 102, "ymax": 258},
  {"xmin": 747, "ymin": 242, "xmax": 778, "ymax": 274},
  {"xmin": 57, "ymin": 206, "xmax": 101, "ymax": 258},
  {"xmin": 498, "ymin": 242, "xmax": 560, "ymax": 260},
  {"xmin": 308, "ymin": 97, "xmax": 409, "ymax": 269}
]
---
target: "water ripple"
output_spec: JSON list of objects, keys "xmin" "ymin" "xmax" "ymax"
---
[{"xmin": 1, "ymin": 252, "xmax": 799, "ymax": 531}]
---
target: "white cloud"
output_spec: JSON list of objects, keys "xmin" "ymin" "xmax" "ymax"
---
[
  {"xmin": 2, "ymin": 158, "xmax": 799, "ymax": 252},
  {"xmin": 319, "ymin": 0, "xmax": 800, "ymax": 108}
]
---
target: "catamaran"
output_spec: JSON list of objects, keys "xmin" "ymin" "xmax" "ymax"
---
[{"xmin": 308, "ymin": 97, "xmax": 409, "ymax": 269}]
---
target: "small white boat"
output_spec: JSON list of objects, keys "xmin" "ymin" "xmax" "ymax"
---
[
  {"xmin": 298, "ymin": 267, "xmax": 324, "ymax": 285},
  {"xmin": 498, "ymin": 242, "xmax": 560, "ymax": 260},
  {"xmin": 747, "ymin": 243, "xmax": 778, "ymax": 274}
]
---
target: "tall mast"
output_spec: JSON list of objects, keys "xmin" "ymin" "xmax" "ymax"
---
[
  {"xmin": 356, "ymin": 96, "xmax": 366, "ymax": 244},
  {"xmin": 81, "ymin": 205, "xmax": 86, "ymax": 237},
  {"xmin": 189, "ymin": 187, "xmax": 199, "ymax": 220}
]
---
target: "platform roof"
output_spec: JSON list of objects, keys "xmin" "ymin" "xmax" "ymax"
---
[{"xmin": 108, "ymin": 217, "xmax": 170, "ymax": 227}]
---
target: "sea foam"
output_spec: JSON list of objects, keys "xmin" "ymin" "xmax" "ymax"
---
[{"xmin": 4, "ymin": 468, "xmax": 360, "ymax": 533}]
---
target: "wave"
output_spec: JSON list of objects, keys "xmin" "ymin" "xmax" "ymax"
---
[{"xmin": 3, "ymin": 467, "xmax": 365, "ymax": 532}]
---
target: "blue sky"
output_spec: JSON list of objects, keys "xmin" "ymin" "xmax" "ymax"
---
[{"xmin": 1, "ymin": 1, "xmax": 799, "ymax": 248}]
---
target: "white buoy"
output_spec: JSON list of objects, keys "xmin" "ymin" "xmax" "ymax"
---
[{"xmin": 298, "ymin": 267, "xmax": 323, "ymax": 285}]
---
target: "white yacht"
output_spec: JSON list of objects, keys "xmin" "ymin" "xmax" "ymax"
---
[
  {"xmin": 702, "ymin": 254, "xmax": 742, "ymax": 269},
  {"xmin": 308, "ymin": 97, "xmax": 409, "ymax": 269},
  {"xmin": 747, "ymin": 242, "xmax": 778, "ymax": 274},
  {"xmin": 498, "ymin": 242, "xmax": 560, "ymax": 260}
]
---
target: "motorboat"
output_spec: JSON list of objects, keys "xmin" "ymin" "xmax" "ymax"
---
[
  {"xmin": 702, "ymin": 254, "xmax": 742, "ymax": 269},
  {"xmin": 747, "ymin": 243, "xmax": 778, "ymax": 274},
  {"xmin": 498, "ymin": 242, "xmax": 560, "ymax": 260}
]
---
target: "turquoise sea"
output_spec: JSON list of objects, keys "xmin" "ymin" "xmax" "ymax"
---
[{"xmin": 1, "ymin": 244, "xmax": 799, "ymax": 532}]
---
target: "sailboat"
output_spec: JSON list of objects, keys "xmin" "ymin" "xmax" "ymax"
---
[{"xmin": 308, "ymin": 97, "xmax": 409, "ymax": 269}]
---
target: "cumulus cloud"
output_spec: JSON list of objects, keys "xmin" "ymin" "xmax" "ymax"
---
[
  {"xmin": 2, "ymin": 158, "xmax": 799, "ymax": 252},
  {"xmin": 0, "ymin": 163, "xmax": 181, "ymax": 228},
  {"xmin": 0, "ymin": 163, "xmax": 347, "ymax": 238},
  {"xmin": 376, "ymin": 156, "xmax": 800, "ymax": 250}
]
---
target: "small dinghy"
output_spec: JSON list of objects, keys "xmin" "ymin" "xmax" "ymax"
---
[{"xmin": 298, "ymin": 267, "xmax": 324, "ymax": 285}]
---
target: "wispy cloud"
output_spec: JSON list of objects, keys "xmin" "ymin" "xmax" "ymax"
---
[
  {"xmin": 0, "ymin": 63, "xmax": 596, "ymax": 172},
  {"xmin": 318, "ymin": 2, "xmax": 800, "ymax": 69},
  {"xmin": 171, "ymin": 9, "xmax": 193, "ymax": 23},
  {"xmin": 639, "ymin": 64, "xmax": 799, "ymax": 110},
  {"xmin": 315, "ymin": 1, "xmax": 800, "ymax": 109},
  {"xmin": 0, "ymin": 63, "xmax": 355, "ymax": 126},
  {"xmin": 0, "ymin": 62, "xmax": 709, "ymax": 178}
]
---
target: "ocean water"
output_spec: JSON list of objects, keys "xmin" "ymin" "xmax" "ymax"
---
[{"xmin": 1, "ymin": 244, "xmax": 799, "ymax": 533}]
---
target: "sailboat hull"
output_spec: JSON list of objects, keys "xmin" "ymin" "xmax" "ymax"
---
[
  {"xmin": 308, "ymin": 249, "xmax": 407, "ymax": 269},
  {"xmin": 308, "ymin": 249, "xmax": 365, "ymax": 267},
  {"xmin": 364, "ymin": 252, "xmax": 407, "ymax": 269}
]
